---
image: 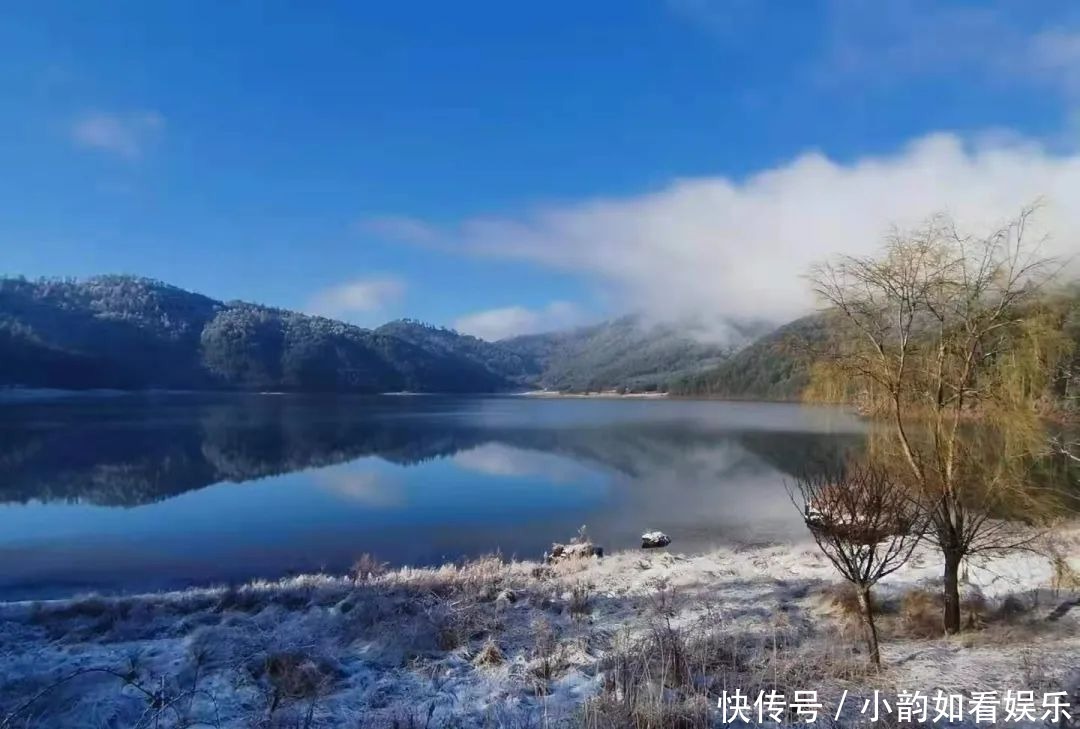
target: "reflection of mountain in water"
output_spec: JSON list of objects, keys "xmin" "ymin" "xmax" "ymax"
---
[{"xmin": 0, "ymin": 395, "xmax": 864, "ymax": 507}]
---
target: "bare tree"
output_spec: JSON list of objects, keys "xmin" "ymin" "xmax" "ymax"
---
[
  {"xmin": 790, "ymin": 462, "xmax": 922, "ymax": 667},
  {"xmin": 808, "ymin": 206, "xmax": 1068, "ymax": 634}
]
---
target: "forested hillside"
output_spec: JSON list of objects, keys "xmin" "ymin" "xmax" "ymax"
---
[
  {"xmin": 673, "ymin": 286, "xmax": 1080, "ymax": 404},
  {"xmin": 6, "ymin": 275, "xmax": 1075, "ymax": 400},
  {"xmin": 501, "ymin": 316, "xmax": 744, "ymax": 392},
  {"xmin": 374, "ymin": 319, "xmax": 542, "ymax": 385},
  {"xmin": 0, "ymin": 277, "xmax": 510, "ymax": 393},
  {"xmin": 669, "ymin": 315, "xmax": 825, "ymax": 400},
  {"xmin": 377, "ymin": 316, "xmax": 746, "ymax": 393},
  {"xmin": 0, "ymin": 276, "xmax": 739, "ymax": 394}
]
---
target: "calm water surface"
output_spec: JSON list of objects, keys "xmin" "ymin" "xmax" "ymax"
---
[{"xmin": 0, "ymin": 394, "xmax": 865, "ymax": 599}]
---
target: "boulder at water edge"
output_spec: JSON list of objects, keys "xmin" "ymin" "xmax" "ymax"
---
[
  {"xmin": 641, "ymin": 531, "xmax": 671, "ymax": 549},
  {"xmin": 544, "ymin": 541, "xmax": 604, "ymax": 564}
]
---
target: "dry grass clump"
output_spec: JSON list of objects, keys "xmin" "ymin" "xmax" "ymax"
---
[
  {"xmin": 954, "ymin": 594, "xmax": 1073, "ymax": 648},
  {"xmin": 241, "ymin": 650, "xmax": 344, "ymax": 727},
  {"xmin": 215, "ymin": 584, "xmax": 267, "ymax": 613},
  {"xmin": 262, "ymin": 652, "xmax": 334, "ymax": 704},
  {"xmin": 757, "ymin": 628, "xmax": 873, "ymax": 685},
  {"xmin": 472, "ymin": 637, "xmax": 505, "ymax": 666},
  {"xmin": 378, "ymin": 705, "xmax": 440, "ymax": 729},
  {"xmin": 525, "ymin": 617, "xmax": 570, "ymax": 693},
  {"xmin": 429, "ymin": 599, "xmax": 500, "ymax": 652},
  {"xmin": 390, "ymin": 553, "xmax": 512, "ymax": 603},
  {"xmin": 818, "ymin": 583, "xmax": 883, "ymax": 619},
  {"xmin": 29, "ymin": 596, "xmax": 133, "ymax": 641},
  {"xmin": 33, "ymin": 595, "xmax": 116, "ymax": 620},
  {"xmin": 583, "ymin": 621, "xmax": 872, "ymax": 729},
  {"xmin": 586, "ymin": 600, "xmax": 731, "ymax": 725},
  {"xmin": 350, "ymin": 553, "xmax": 389, "ymax": 584},
  {"xmin": 568, "ymin": 581, "xmax": 595, "ymax": 619},
  {"xmin": 580, "ymin": 692, "xmax": 713, "ymax": 729},
  {"xmin": 898, "ymin": 588, "xmax": 944, "ymax": 638},
  {"xmin": 894, "ymin": 586, "xmax": 1043, "ymax": 640},
  {"xmin": 2, "ymin": 620, "xmax": 352, "ymax": 729},
  {"xmin": 961, "ymin": 591, "xmax": 989, "ymax": 630},
  {"xmin": 819, "ymin": 582, "xmax": 864, "ymax": 619},
  {"xmin": 815, "ymin": 582, "xmax": 892, "ymax": 643},
  {"xmin": 579, "ymin": 576, "xmax": 880, "ymax": 729},
  {"xmin": 453, "ymin": 553, "xmax": 508, "ymax": 602},
  {"xmin": 585, "ymin": 619, "xmax": 740, "ymax": 728},
  {"xmin": 995, "ymin": 594, "xmax": 1030, "ymax": 622},
  {"xmin": 28, "ymin": 592, "xmax": 230, "ymax": 644},
  {"xmin": 1051, "ymin": 552, "xmax": 1080, "ymax": 592}
]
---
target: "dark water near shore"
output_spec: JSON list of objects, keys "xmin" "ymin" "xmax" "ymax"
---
[{"xmin": 0, "ymin": 393, "xmax": 865, "ymax": 599}]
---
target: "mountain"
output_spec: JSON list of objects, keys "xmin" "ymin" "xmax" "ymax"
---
[
  {"xmin": 672, "ymin": 286, "xmax": 1080, "ymax": 403},
  {"xmin": 0, "ymin": 276, "xmax": 738, "ymax": 394},
  {"xmin": 374, "ymin": 319, "xmax": 542, "ymax": 386},
  {"xmin": 4, "ymin": 274, "xmax": 1074, "ymax": 401},
  {"xmin": 0, "ymin": 276, "xmax": 512, "ymax": 393},
  {"xmin": 669, "ymin": 314, "xmax": 826, "ymax": 400},
  {"xmin": 372, "ymin": 315, "xmax": 745, "ymax": 392},
  {"xmin": 499, "ymin": 316, "xmax": 750, "ymax": 392}
]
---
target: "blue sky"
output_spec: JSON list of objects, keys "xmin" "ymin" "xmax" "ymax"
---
[{"xmin": 2, "ymin": 1, "xmax": 1080, "ymax": 339}]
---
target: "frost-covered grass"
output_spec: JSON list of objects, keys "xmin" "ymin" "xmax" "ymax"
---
[{"xmin": 2, "ymin": 530, "xmax": 1079, "ymax": 728}]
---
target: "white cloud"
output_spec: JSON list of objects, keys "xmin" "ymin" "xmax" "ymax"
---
[
  {"xmin": 314, "ymin": 469, "xmax": 402, "ymax": 507},
  {"xmin": 70, "ymin": 110, "xmax": 164, "ymax": 160},
  {"xmin": 453, "ymin": 301, "xmax": 586, "ymax": 341},
  {"xmin": 818, "ymin": 1, "xmax": 1080, "ymax": 95},
  {"xmin": 308, "ymin": 276, "xmax": 406, "ymax": 319},
  {"xmin": 453, "ymin": 443, "xmax": 597, "ymax": 483},
  {"xmin": 381, "ymin": 133, "xmax": 1080, "ymax": 326},
  {"xmin": 1030, "ymin": 30, "xmax": 1080, "ymax": 93},
  {"xmin": 355, "ymin": 215, "xmax": 445, "ymax": 246},
  {"xmin": 674, "ymin": 1, "xmax": 1080, "ymax": 97}
]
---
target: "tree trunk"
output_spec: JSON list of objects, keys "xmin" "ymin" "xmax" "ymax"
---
[
  {"xmin": 943, "ymin": 548, "xmax": 962, "ymax": 635},
  {"xmin": 856, "ymin": 585, "xmax": 881, "ymax": 668}
]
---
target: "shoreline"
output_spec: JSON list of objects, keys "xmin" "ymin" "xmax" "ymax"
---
[
  {"xmin": 3, "ymin": 529, "xmax": 1078, "ymax": 727},
  {"xmin": 516, "ymin": 389, "xmax": 668, "ymax": 399},
  {"xmin": 0, "ymin": 385, "xmax": 822, "ymax": 405}
]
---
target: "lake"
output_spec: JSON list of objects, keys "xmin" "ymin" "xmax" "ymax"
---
[{"xmin": 0, "ymin": 393, "xmax": 865, "ymax": 599}]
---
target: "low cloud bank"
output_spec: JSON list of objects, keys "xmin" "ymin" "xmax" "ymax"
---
[
  {"xmin": 453, "ymin": 301, "xmax": 586, "ymax": 341},
  {"xmin": 383, "ymin": 133, "xmax": 1080, "ymax": 328}
]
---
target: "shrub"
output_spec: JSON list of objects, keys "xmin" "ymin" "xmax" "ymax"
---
[
  {"xmin": 819, "ymin": 583, "xmax": 874, "ymax": 619},
  {"xmin": 527, "ymin": 617, "xmax": 567, "ymax": 691},
  {"xmin": 961, "ymin": 590, "xmax": 989, "ymax": 630},
  {"xmin": 455, "ymin": 553, "xmax": 507, "ymax": 602},
  {"xmin": 350, "ymin": 554, "xmax": 388, "ymax": 584},
  {"xmin": 569, "ymin": 581, "xmax": 594, "ymax": 618},
  {"xmin": 473, "ymin": 638, "xmax": 504, "ymax": 666},
  {"xmin": 899, "ymin": 588, "xmax": 942, "ymax": 638},
  {"xmin": 580, "ymin": 693, "xmax": 712, "ymax": 729},
  {"xmin": 995, "ymin": 594, "xmax": 1031, "ymax": 622},
  {"xmin": 257, "ymin": 650, "xmax": 340, "ymax": 719}
]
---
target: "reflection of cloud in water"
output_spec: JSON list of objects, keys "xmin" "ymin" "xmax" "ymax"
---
[
  {"xmin": 596, "ymin": 440, "xmax": 809, "ymax": 546},
  {"xmin": 314, "ymin": 467, "xmax": 403, "ymax": 507},
  {"xmin": 452, "ymin": 443, "xmax": 599, "ymax": 484}
]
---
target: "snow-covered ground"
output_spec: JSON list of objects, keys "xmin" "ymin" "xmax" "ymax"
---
[{"xmin": 1, "ymin": 527, "xmax": 1078, "ymax": 728}]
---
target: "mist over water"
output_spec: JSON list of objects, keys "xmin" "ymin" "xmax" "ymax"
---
[{"xmin": 0, "ymin": 394, "xmax": 865, "ymax": 599}]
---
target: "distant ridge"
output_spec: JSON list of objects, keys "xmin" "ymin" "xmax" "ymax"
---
[
  {"xmin": 671, "ymin": 285, "xmax": 1080, "ymax": 403},
  {"xmin": 499, "ymin": 316, "xmax": 754, "ymax": 393},
  {"xmin": 0, "ymin": 275, "xmax": 746, "ymax": 394},
  {"xmin": 669, "ymin": 314, "xmax": 828, "ymax": 401}
]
